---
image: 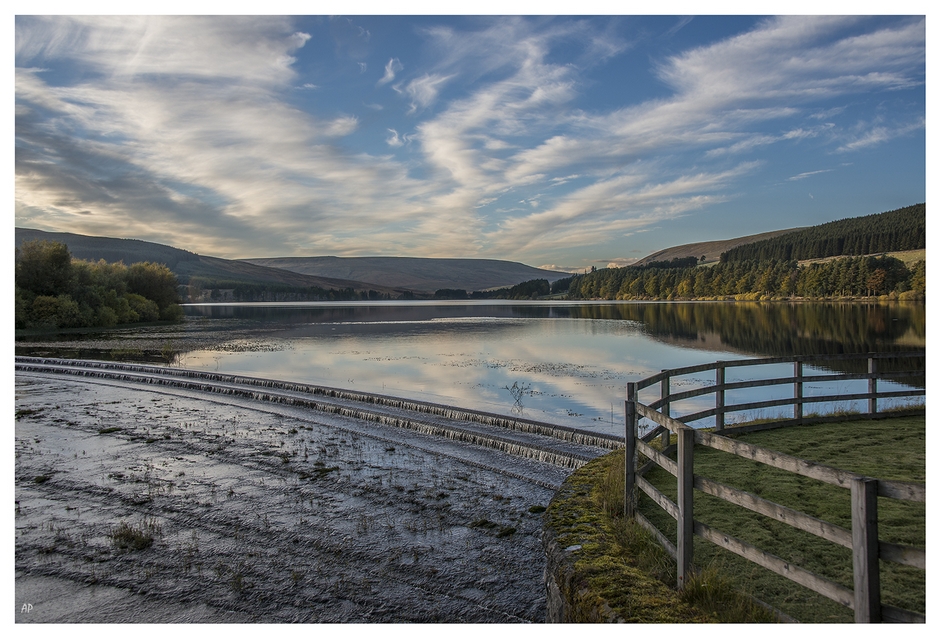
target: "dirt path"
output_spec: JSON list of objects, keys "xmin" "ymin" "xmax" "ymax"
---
[{"xmin": 15, "ymin": 372, "xmax": 576, "ymax": 623}]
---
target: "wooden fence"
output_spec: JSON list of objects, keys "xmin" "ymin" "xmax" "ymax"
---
[{"xmin": 623, "ymin": 352, "xmax": 925, "ymax": 623}]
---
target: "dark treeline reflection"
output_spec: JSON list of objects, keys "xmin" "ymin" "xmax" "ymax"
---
[
  {"xmin": 565, "ymin": 302, "xmax": 924, "ymax": 357},
  {"xmin": 549, "ymin": 301, "xmax": 924, "ymax": 386},
  {"xmin": 584, "ymin": 301, "xmax": 925, "ymax": 386},
  {"xmin": 186, "ymin": 301, "xmax": 923, "ymax": 357}
]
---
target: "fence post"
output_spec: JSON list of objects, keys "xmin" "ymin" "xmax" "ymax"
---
[
  {"xmin": 794, "ymin": 360, "xmax": 803, "ymax": 423},
  {"xmin": 868, "ymin": 357, "xmax": 878, "ymax": 416},
  {"xmin": 715, "ymin": 363, "xmax": 725, "ymax": 431},
  {"xmin": 677, "ymin": 427, "xmax": 694, "ymax": 589},
  {"xmin": 661, "ymin": 372, "xmax": 670, "ymax": 418},
  {"xmin": 624, "ymin": 382, "xmax": 637, "ymax": 519},
  {"xmin": 661, "ymin": 372, "xmax": 671, "ymax": 449},
  {"xmin": 851, "ymin": 477, "xmax": 881, "ymax": 623}
]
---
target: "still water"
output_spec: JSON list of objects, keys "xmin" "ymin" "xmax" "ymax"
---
[{"xmin": 179, "ymin": 301, "xmax": 925, "ymax": 435}]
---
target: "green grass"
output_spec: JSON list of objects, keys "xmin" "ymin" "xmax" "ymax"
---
[
  {"xmin": 545, "ymin": 452, "xmax": 777, "ymax": 622},
  {"xmin": 637, "ymin": 416, "xmax": 925, "ymax": 622}
]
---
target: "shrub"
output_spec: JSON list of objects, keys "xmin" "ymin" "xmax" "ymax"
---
[{"xmin": 14, "ymin": 240, "xmax": 183, "ymax": 330}]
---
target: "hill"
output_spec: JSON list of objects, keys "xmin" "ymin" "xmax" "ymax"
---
[
  {"xmin": 15, "ymin": 228, "xmax": 568, "ymax": 297},
  {"xmin": 720, "ymin": 203, "xmax": 925, "ymax": 263},
  {"xmin": 14, "ymin": 229, "xmax": 399, "ymax": 296},
  {"xmin": 563, "ymin": 203, "xmax": 926, "ymax": 302},
  {"xmin": 242, "ymin": 256, "xmax": 569, "ymax": 294},
  {"xmin": 633, "ymin": 228, "xmax": 803, "ymax": 266}
]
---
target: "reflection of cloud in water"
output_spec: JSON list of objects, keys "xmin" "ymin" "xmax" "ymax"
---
[
  {"xmin": 177, "ymin": 302, "xmax": 923, "ymax": 433},
  {"xmin": 179, "ymin": 316, "xmax": 731, "ymax": 433}
]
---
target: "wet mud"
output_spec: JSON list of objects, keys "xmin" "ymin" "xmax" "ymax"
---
[{"xmin": 14, "ymin": 368, "xmax": 598, "ymax": 623}]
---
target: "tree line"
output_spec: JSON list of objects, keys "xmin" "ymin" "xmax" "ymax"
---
[
  {"xmin": 184, "ymin": 278, "xmax": 392, "ymax": 302},
  {"xmin": 720, "ymin": 203, "xmax": 925, "ymax": 263},
  {"xmin": 434, "ymin": 278, "xmax": 560, "ymax": 300},
  {"xmin": 561, "ymin": 254, "xmax": 924, "ymax": 301},
  {"xmin": 16, "ymin": 240, "xmax": 185, "ymax": 330}
]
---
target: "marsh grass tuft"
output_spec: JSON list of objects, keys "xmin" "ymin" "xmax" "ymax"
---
[
  {"xmin": 110, "ymin": 519, "xmax": 158, "ymax": 551},
  {"xmin": 680, "ymin": 564, "xmax": 780, "ymax": 622}
]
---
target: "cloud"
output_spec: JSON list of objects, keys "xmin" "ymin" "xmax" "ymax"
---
[
  {"xmin": 537, "ymin": 264, "xmax": 584, "ymax": 273},
  {"xmin": 386, "ymin": 129, "xmax": 404, "ymax": 147},
  {"xmin": 487, "ymin": 163, "xmax": 757, "ymax": 255},
  {"xmin": 398, "ymin": 73, "xmax": 454, "ymax": 114},
  {"xmin": 377, "ymin": 57, "xmax": 402, "ymax": 85},
  {"xmin": 836, "ymin": 117, "xmax": 925, "ymax": 153},
  {"xmin": 18, "ymin": 16, "xmax": 310, "ymax": 86},
  {"xmin": 325, "ymin": 116, "xmax": 358, "ymax": 137},
  {"xmin": 664, "ymin": 16, "xmax": 694, "ymax": 38},
  {"xmin": 15, "ymin": 16, "xmax": 455, "ymax": 258},
  {"xmin": 810, "ymin": 106, "xmax": 847, "ymax": 120},
  {"xmin": 787, "ymin": 169, "xmax": 833, "ymax": 181},
  {"xmin": 606, "ymin": 258, "xmax": 640, "ymax": 268}
]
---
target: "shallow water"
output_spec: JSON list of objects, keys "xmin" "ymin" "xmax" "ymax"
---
[{"xmin": 15, "ymin": 373, "xmax": 561, "ymax": 622}]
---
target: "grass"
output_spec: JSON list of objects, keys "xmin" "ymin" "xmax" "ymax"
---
[
  {"xmin": 110, "ymin": 520, "xmax": 158, "ymax": 551},
  {"xmin": 637, "ymin": 416, "xmax": 925, "ymax": 622},
  {"xmin": 545, "ymin": 452, "xmax": 777, "ymax": 623},
  {"xmin": 547, "ymin": 415, "xmax": 925, "ymax": 622}
]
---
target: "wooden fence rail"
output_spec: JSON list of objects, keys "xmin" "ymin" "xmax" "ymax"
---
[{"xmin": 623, "ymin": 352, "xmax": 925, "ymax": 623}]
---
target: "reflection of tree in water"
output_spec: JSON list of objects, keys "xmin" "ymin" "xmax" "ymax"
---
[
  {"xmin": 539, "ymin": 301, "xmax": 925, "ymax": 386},
  {"xmin": 556, "ymin": 302, "xmax": 924, "ymax": 355}
]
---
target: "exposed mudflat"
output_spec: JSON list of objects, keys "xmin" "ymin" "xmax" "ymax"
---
[{"xmin": 14, "ymin": 370, "xmax": 581, "ymax": 623}]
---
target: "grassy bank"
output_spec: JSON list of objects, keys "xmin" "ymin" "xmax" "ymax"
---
[
  {"xmin": 544, "ymin": 452, "xmax": 778, "ymax": 622},
  {"xmin": 546, "ymin": 416, "xmax": 925, "ymax": 623}
]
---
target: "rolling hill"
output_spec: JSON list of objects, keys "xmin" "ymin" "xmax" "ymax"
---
[
  {"xmin": 15, "ymin": 228, "xmax": 568, "ymax": 296},
  {"xmin": 14, "ymin": 228, "xmax": 398, "ymax": 295},
  {"xmin": 242, "ymin": 256, "xmax": 569, "ymax": 294},
  {"xmin": 633, "ymin": 228, "xmax": 804, "ymax": 266}
]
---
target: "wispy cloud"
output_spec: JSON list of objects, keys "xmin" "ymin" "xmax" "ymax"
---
[
  {"xmin": 397, "ymin": 73, "xmax": 454, "ymax": 113},
  {"xmin": 788, "ymin": 169, "xmax": 834, "ymax": 181},
  {"xmin": 836, "ymin": 117, "xmax": 925, "ymax": 153},
  {"xmin": 664, "ymin": 16, "xmax": 694, "ymax": 38},
  {"xmin": 385, "ymin": 129, "xmax": 404, "ymax": 147},
  {"xmin": 377, "ymin": 57, "xmax": 402, "ymax": 85}
]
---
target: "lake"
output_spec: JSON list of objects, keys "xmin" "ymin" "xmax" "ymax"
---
[{"xmin": 171, "ymin": 300, "xmax": 925, "ymax": 435}]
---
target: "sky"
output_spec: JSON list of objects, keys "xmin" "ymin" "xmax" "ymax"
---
[{"xmin": 13, "ymin": 7, "xmax": 928, "ymax": 272}]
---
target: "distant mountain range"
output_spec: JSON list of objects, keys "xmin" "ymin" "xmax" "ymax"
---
[
  {"xmin": 243, "ymin": 256, "xmax": 569, "ymax": 293},
  {"xmin": 14, "ymin": 228, "xmax": 567, "ymax": 296},
  {"xmin": 22, "ymin": 210, "xmax": 912, "ymax": 299}
]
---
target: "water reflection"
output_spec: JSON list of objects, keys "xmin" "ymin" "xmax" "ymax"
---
[{"xmin": 177, "ymin": 301, "xmax": 923, "ymax": 433}]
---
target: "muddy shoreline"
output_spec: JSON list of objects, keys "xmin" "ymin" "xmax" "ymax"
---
[{"xmin": 15, "ymin": 371, "xmax": 567, "ymax": 623}]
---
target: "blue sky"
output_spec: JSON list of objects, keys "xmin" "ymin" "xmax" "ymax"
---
[{"xmin": 14, "ymin": 8, "xmax": 927, "ymax": 271}]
